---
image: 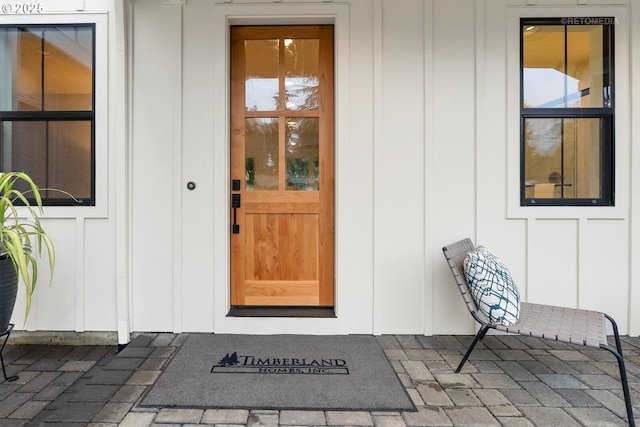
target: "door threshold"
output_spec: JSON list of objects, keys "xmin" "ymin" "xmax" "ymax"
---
[{"xmin": 227, "ymin": 306, "xmax": 336, "ymax": 318}]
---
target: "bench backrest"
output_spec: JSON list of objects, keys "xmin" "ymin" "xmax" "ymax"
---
[{"xmin": 442, "ymin": 238, "xmax": 480, "ymax": 317}]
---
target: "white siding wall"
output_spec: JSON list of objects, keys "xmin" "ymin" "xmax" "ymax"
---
[
  {"xmin": 127, "ymin": 0, "xmax": 638, "ymax": 336},
  {"xmin": 131, "ymin": 3, "xmax": 180, "ymax": 331},
  {"xmin": 630, "ymin": 0, "xmax": 640, "ymax": 336},
  {"xmin": 337, "ymin": 0, "xmax": 374, "ymax": 334},
  {"xmin": 181, "ymin": 2, "xmax": 216, "ymax": 332},
  {"xmin": 9, "ymin": 0, "xmax": 637, "ymax": 339},
  {"xmin": 430, "ymin": 0, "xmax": 478, "ymax": 334},
  {"xmin": 376, "ymin": 0, "xmax": 426, "ymax": 333},
  {"xmin": 485, "ymin": 0, "xmax": 633, "ymax": 338},
  {"xmin": 3, "ymin": 0, "xmax": 124, "ymax": 334}
]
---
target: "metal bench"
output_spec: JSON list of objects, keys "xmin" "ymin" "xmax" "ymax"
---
[{"xmin": 442, "ymin": 238, "xmax": 635, "ymax": 426}]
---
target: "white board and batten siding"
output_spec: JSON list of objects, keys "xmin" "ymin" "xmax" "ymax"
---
[
  {"xmin": 4, "ymin": 0, "xmax": 639, "ymax": 342},
  {"xmin": 1, "ymin": 0, "xmax": 125, "ymax": 338}
]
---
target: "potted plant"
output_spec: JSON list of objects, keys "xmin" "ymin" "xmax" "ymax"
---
[{"xmin": 0, "ymin": 171, "xmax": 55, "ymax": 331}]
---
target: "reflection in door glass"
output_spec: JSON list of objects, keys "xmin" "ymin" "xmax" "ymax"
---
[
  {"xmin": 245, "ymin": 39, "xmax": 279, "ymax": 111},
  {"xmin": 285, "ymin": 117, "xmax": 318, "ymax": 190},
  {"xmin": 245, "ymin": 118, "xmax": 279, "ymax": 190},
  {"xmin": 284, "ymin": 39, "xmax": 319, "ymax": 111}
]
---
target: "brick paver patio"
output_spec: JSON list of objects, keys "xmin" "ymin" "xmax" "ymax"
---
[{"xmin": 0, "ymin": 333, "xmax": 637, "ymax": 426}]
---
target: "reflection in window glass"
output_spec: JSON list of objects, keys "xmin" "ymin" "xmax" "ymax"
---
[
  {"xmin": 0, "ymin": 24, "xmax": 95, "ymax": 205},
  {"xmin": 521, "ymin": 18, "xmax": 613, "ymax": 206},
  {"xmin": 523, "ymin": 24, "xmax": 608, "ymax": 108},
  {"xmin": 524, "ymin": 118, "xmax": 602, "ymax": 200},
  {"xmin": 0, "ymin": 120, "xmax": 91, "ymax": 200},
  {"xmin": 523, "ymin": 25, "xmax": 566, "ymax": 108},
  {"xmin": 44, "ymin": 27, "xmax": 93, "ymax": 111},
  {"xmin": 0, "ymin": 26, "xmax": 93, "ymax": 111},
  {"xmin": 0, "ymin": 27, "xmax": 44, "ymax": 111},
  {"xmin": 245, "ymin": 118, "xmax": 279, "ymax": 190}
]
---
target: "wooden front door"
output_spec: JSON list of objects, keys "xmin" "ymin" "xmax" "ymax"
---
[{"xmin": 230, "ymin": 25, "xmax": 334, "ymax": 308}]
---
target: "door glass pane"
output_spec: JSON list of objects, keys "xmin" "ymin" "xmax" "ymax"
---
[
  {"xmin": 245, "ymin": 39, "xmax": 279, "ymax": 111},
  {"xmin": 44, "ymin": 27, "xmax": 93, "ymax": 111},
  {"xmin": 524, "ymin": 117, "xmax": 601, "ymax": 199},
  {"xmin": 284, "ymin": 39, "xmax": 319, "ymax": 111},
  {"xmin": 245, "ymin": 118, "xmax": 278, "ymax": 190},
  {"xmin": 523, "ymin": 25, "xmax": 566, "ymax": 108},
  {"xmin": 286, "ymin": 117, "xmax": 318, "ymax": 191},
  {"xmin": 0, "ymin": 27, "xmax": 43, "ymax": 111}
]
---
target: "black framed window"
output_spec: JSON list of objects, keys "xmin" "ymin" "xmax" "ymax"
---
[
  {"xmin": 0, "ymin": 24, "xmax": 95, "ymax": 205},
  {"xmin": 521, "ymin": 18, "xmax": 614, "ymax": 206}
]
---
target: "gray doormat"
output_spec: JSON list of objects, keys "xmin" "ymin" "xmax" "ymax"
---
[{"xmin": 140, "ymin": 334, "xmax": 416, "ymax": 411}]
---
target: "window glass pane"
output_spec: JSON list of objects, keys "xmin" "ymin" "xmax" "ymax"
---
[
  {"xmin": 521, "ymin": 18, "xmax": 613, "ymax": 206},
  {"xmin": 46, "ymin": 121, "xmax": 91, "ymax": 199},
  {"xmin": 567, "ymin": 25, "xmax": 606, "ymax": 108},
  {"xmin": 245, "ymin": 118, "xmax": 278, "ymax": 190},
  {"xmin": 563, "ymin": 118, "xmax": 601, "ymax": 199},
  {"xmin": 0, "ymin": 24, "xmax": 94, "ymax": 205},
  {"xmin": 284, "ymin": 39, "xmax": 319, "ymax": 111},
  {"xmin": 0, "ymin": 120, "xmax": 46, "ymax": 172},
  {"xmin": 523, "ymin": 23, "xmax": 611, "ymax": 109},
  {"xmin": 285, "ymin": 117, "xmax": 318, "ymax": 191},
  {"xmin": 523, "ymin": 25, "xmax": 566, "ymax": 108},
  {"xmin": 245, "ymin": 39, "xmax": 279, "ymax": 111},
  {"xmin": 524, "ymin": 118, "xmax": 601, "ymax": 199},
  {"xmin": 0, "ymin": 27, "xmax": 43, "ymax": 111},
  {"xmin": 0, "ymin": 26, "xmax": 93, "ymax": 112},
  {"xmin": 0, "ymin": 120, "xmax": 90, "ymax": 201},
  {"xmin": 44, "ymin": 27, "xmax": 93, "ymax": 111}
]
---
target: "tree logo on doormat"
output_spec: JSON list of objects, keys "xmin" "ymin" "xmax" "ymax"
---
[
  {"xmin": 217, "ymin": 352, "xmax": 239, "ymax": 367},
  {"xmin": 211, "ymin": 352, "xmax": 349, "ymax": 375}
]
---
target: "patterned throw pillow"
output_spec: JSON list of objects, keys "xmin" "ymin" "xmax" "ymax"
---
[{"xmin": 463, "ymin": 246, "xmax": 520, "ymax": 326}]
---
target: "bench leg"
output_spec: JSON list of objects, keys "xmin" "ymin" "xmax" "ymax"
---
[
  {"xmin": 602, "ymin": 314, "xmax": 634, "ymax": 427},
  {"xmin": 0, "ymin": 324, "xmax": 18, "ymax": 382},
  {"xmin": 456, "ymin": 324, "xmax": 490, "ymax": 373}
]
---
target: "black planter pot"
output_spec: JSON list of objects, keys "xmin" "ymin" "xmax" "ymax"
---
[{"xmin": 0, "ymin": 257, "xmax": 18, "ymax": 333}]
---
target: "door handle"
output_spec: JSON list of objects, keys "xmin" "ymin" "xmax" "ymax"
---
[{"xmin": 232, "ymin": 193, "xmax": 240, "ymax": 234}]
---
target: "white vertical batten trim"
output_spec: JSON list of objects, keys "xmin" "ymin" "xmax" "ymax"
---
[
  {"xmin": 210, "ymin": 6, "xmax": 228, "ymax": 333},
  {"xmin": 372, "ymin": 0, "xmax": 383, "ymax": 335},
  {"xmin": 334, "ymin": 3, "xmax": 351, "ymax": 334},
  {"xmin": 473, "ymin": 0, "xmax": 484, "ymax": 332},
  {"xmin": 525, "ymin": 218, "xmax": 533, "ymax": 303},
  {"xmin": 172, "ymin": 3, "xmax": 184, "ymax": 333},
  {"xmin": 577, "ymin": 217, "xmax": 585, "ymax": 309},
  {"xmin": 629, "ymin": 0, "xmax": 640, "ymax": 335},
  {"xmin": 423, "ymin": 0, "xmax": 434, "ymax": 336},
  {"xmin": 116, "ymin": 0, "xmax": 132, "ymax": 345},
  {"xmin": 75, "ymin": 218, "xmax": 85, "ymax": 332}
]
